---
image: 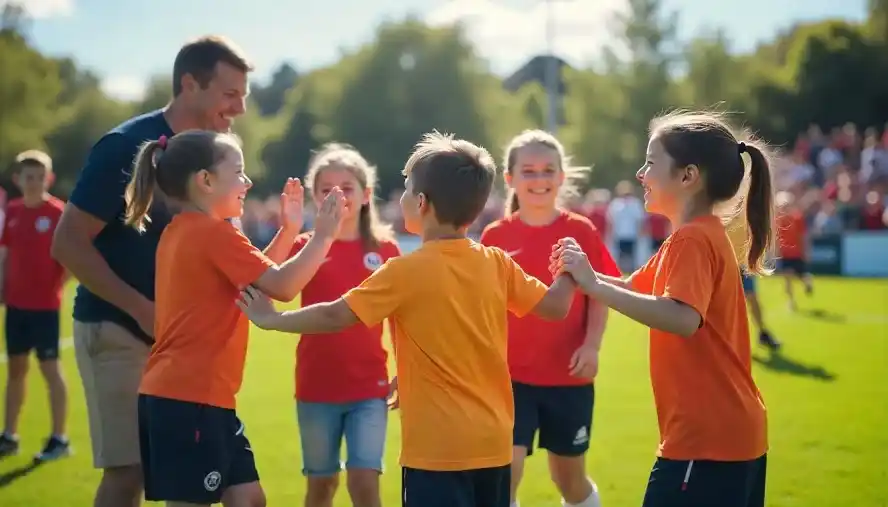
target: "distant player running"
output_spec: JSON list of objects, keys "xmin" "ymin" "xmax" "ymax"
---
[{"xmin": 775, "ymin": 191, "xmax": 813, "ymax": 311}]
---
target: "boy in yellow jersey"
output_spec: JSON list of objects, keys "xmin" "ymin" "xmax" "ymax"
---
[{"xmin": 237, "ymin": 131, "xmax": 577, "ymax": 507}]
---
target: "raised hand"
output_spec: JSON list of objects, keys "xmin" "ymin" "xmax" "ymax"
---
[
  {"xmin": 235, "ymin": 286, "xmax": 280, "ymax": 330},
  {"xmin": 279, "ymin": 178, "xmax": 304, "ymax": 232},
  {"xmin": 387, "ymin": 376, "xmax": 400, "ymax": 410},
  {"xmin": 314, "ymin": 187, "xmax": 347, "ymax": 240}
]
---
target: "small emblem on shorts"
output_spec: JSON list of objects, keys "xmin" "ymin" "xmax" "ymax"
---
[
  {"xmin": 35, "ymin": 216, "xmax": 52, "ymax": 233},
  {"xmin": 573, "ymin": 426, "xmax": 589, "ymax": 446},
  {"xmin": 363, "ymin": 252, "xmax": 383, "ymax": 271},
  {"xmin": 204, "ymin": 471, "xmax": 222, "ymax": 492}
]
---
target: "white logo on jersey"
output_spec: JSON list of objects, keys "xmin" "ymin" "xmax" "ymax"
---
[
  {"xmin": 505, "ymin": 248, "xmax": 522, "ymax": 257},
  {"xmin": 203, "ymin": 471, "xmax": 222, "ymax": 491},
  {"xmin": 573, "ymin": 426, "xmax": 589, "ymax": 446},
  {"xmin": 35, "ymin": 216, "xmax": 52, "ymax": 233},
  {"xmin": 363, "ymin": 252, "xmax": 383, "ymax": 271}
]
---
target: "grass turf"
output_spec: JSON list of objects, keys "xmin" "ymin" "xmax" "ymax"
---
[{"xmin": 0, "ymin": 277, "xmax": 886, "ymax": 506}]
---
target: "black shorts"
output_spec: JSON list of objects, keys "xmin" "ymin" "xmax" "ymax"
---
[
  {"xmin": 4, "ymin": 307, "xmax": 60, "ymax": 361},
  {"xmin": 138, "ymin": 394, "xmax": 259, "ymax": 504},
  {"xmin": 642, "ymin": 455, "xmax": 767, "ymax": 507},
  {"xmin": 777, "ymin": 258, "xmax": 808, "ymax": 275},
  {"xmin": 513, "ymin": 382, "xmax": 595, "ymax": 457},
  {"xmin": 402, "ymin": 465, "xmax": 510, "ymax": 507}
]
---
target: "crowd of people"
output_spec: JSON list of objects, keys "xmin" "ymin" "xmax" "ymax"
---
[{"xmin": 0, "ymin": 33, "xmax": 885, "ymax": 507}]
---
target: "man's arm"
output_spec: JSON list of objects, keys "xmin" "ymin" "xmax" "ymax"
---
[
  {"xmin": 50, "ymin": 133, "xmax": 153, "ymax": 332},
  {"xmin": 52, "ymin": 206, "xmax": 152, "ymax": 324}
]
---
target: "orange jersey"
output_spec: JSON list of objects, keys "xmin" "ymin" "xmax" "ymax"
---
[
  {"xmin": 291, "ymin": 234, "xmax": 401, "ymax": 403},
  {"xmin": 343, "ymin": 238, "xmax": 548, "ymax": 471},
  {"xmin": 777, "ymin": 209, "xmax": 807, "ymax": 260},
  {"xmin": 140, "ymin": 212, "xmax": 274, "ymax": 409},
  {"xmin": 481, "ymin": 211, "xmax": 620, "ymax": 386},
  {"xmin": 631, "ymin": 215, "xmax": 768, "ymax": 461}
]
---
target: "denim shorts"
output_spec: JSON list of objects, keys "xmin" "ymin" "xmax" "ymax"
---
[{"xmin": 296, "ymin": 398, "xmax": 388, "ymax": 476}]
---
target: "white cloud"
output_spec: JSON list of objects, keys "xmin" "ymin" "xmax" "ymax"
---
[
  {"xmin": 101, "ymin": 75, "xmax": 147, "ymax": 102},
  {"xmin": 0, "ymin": 0, "xmax": 73, "ymax": 18},
  {"xmin": 425, "ymin": 0, "xmax": 629, "ymax": 74}
]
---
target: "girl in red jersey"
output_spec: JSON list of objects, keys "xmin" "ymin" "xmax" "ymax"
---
[
  {"xmin": 480, "ymin": 130, "xmax": 619, "ymax": 507},
  {"xmin": 552, "ymin": 111, "xmax": 773, "ymax": 507},
  {"xmin": 289, "ymin": 143, "xmax": 399, "ymax": 507}
]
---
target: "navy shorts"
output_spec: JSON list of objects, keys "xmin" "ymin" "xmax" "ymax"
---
[
  {"xmin": 642, "ymin": 455, "xmax": 767, "ymax": 507},
  {"xmin": 741, "ymin": 274, "xmax": 757, "ymax": 295},
  {"xmin": 4, "ymin": 307, "xmax": 60, "ymax": 361},
  {"xmin": 402, "ymin": 465, "xmax": 510, "ymax": 507},
  {"xmin": 138, "ymin": 394, "xmax": 259, "ymax": 504},
  {"xmin": 618, "ymin": 239, "xmax": 636, "ymax": 259},
  {"xmin": 777, "ymin": 258, "xmax": 808, "ymax": 275},
  {"xmin": 513, "ymin": 382, "xmax": 594, "ymax": 457}
]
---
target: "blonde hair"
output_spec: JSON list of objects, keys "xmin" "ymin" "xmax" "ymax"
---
[
  {"xmin": 502, "ymin": 129, "xmax": 590, "ymax": 214},
  {"xmin": 305, "ymin": 143, "xmax": 393, "ymax": 250},
  {"xmin": 14, "ymin": 150, "xmax": 53, "ymax": 173}
]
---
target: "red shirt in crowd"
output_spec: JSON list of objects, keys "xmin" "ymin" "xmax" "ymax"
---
[
  {"xmin": 0, "ymin": 196, "xmax": 66, "ymax": 310},
  {"xmin": 647, "ymin": 213, "xmax": 671, "ymax": 241}
]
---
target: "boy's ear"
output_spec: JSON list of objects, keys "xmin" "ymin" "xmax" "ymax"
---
[{"xmin": 45, "ymin": 172, "xmax": 56, "ymax": 188}]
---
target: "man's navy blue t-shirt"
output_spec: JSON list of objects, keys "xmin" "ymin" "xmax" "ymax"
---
[{"xmin": 68, "ymin": 110, "xmax": 174, "ymax": 344}]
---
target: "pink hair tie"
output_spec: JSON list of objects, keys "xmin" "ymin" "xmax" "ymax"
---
[{"xmin": 158, "ymin": 135, "xmax": 168, "ymax": 149}]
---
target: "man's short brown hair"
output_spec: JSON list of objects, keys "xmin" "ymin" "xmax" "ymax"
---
[
  {"xmin": 403, "ymin": 131, "xmax": 496, "ymax": 227},
  {"xmin": 14, "ymin": 149, "xmax": 52, "ymax": 173},
  {"xmin": 172, "ymin": 35, "xmax": 253, "ymax": 96}
]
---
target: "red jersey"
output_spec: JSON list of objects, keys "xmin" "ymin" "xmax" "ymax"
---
[
  {"xmin": 776, "ymin": 209, "xmax": 807, "ymax": 260},
  {"xmin": 0, "ymin": 197, "xmax": 66, "ymax": 310},
  {"xmin": 585, "ymin": 205, "xmax": 608, "ymax": 238},
  {"xmin": 291, "ymin": 234, "xmax": 401, "ymax": 403},
  {"xmin": 481, "ymin": 211, "xmax": 621, "ymax": 386},
  {"xmin": 860, "ymin": 203, "xmax": 886, "ymax": 230},
  {"xmin": 647, "ymin": 213, "xmax": 671, "ymax": 241}
]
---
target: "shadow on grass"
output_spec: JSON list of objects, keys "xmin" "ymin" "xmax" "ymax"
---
[
  {"xmin": 0, "ymin": 460, "xmax": 43, "ymax": 488},
  {"xmin": 797, "ymin": 308, "xmax": 847, "ymax": 323},
  {"xmin": 753, "ymin": 350, "xmax": 837, "ymax": 382}
]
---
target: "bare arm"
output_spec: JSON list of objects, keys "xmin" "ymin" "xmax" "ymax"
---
[
  {"xmin": 261, "ymin": 226, "xmax": 300, "ymax": 264},
  {"xmin": 51, "ymin": 205, "xmax": 151, "ymax": 323},
  {"xmin": 530, "ymin": 275, "xmax": 576, "ymax": 320},
  {"xmin": 587, "ymin": 280, "xmax": 700, "ymax": 337},
  {"xmin": 598, "ymin": 273, "xmax": 630, "ymax": 289},
  {"xmin": 252, "ymin": 233, "xmax": 334, "ymax": 302},
  {"xmin": 253, "ymin": 298, "xmax": 359, "ymax": 334},
  {"xmin": 583, "ymin": 298, "xmax": 608, "ymax": 350}
]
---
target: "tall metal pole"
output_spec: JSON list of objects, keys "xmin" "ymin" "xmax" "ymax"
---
[{"xmin": 544, "ymin": 0, "xmax": 558, "ymax": 134}]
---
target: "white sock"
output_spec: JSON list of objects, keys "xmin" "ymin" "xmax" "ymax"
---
[
  {"xmin": 562, "ymin": 481, "xmax": 601, "ymax": 507},
  {"xmin": 510, "ymin": 502, "xmax": 520, "ymax": 507}
]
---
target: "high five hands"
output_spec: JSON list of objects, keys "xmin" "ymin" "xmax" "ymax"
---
[{"xmin": 549, "ymin": 237, "xmax": 598, "ymax": 291}]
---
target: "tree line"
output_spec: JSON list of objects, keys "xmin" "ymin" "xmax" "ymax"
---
[{"xmin": 2, "ymin": 0, "xmax": 887, "ymax": 200}]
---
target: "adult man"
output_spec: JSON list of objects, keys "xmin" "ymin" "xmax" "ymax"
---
[{"xmin": 51, "ymin": 35, "xmax": 252, "ymax": 507}]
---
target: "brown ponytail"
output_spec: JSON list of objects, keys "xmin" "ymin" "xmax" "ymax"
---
[
  {"xmin": 124, "ymin": 140, "xmax": 162, "ymax": 233},
  {"xmin": 504, "ymin": 188, "xmax": 520, "ymax": 214},
  {"xmin": 743, "ymin": 143, "xmax": 775, "ymax": 275}
]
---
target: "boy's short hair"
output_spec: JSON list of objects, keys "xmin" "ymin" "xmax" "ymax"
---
[
  {"xmin": 403, "ymin": 131, "xmax": 496, "ymax": 227},
  {"xmin": 14, "ymin": 150, "xmax": 53, "ymax": 173}
]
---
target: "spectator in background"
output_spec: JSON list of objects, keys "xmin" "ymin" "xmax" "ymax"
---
[
  {"xmin": 860, "ymin": 190, "xmax": 887, "ymax": 230},
  {"xmin": 860, "ymin": 128, "xmax": 888, "ymax": 185},
  {"xmin": 607, "ymin": 180, "xmax": 644, "ymax": 272},
  {"xmin": 645, "ymin": 211, "xmax": 671, "ymax": 251},
  {"xmin": 582, "ymin": 189, "xmax": 610, "ymax": 239},
  {"xmin": 812, "ymin": 200, "xmax": 844, "ymax": 236}
]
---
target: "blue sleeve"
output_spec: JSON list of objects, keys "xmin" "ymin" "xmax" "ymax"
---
[{"xmin": 68, "ymin": 132, "xmax": 139, "ymax": 224}]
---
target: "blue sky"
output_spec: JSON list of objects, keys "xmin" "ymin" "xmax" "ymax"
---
[{"xmin": 6, "ymin": 0, "xmax": 868, "ymax": 100}]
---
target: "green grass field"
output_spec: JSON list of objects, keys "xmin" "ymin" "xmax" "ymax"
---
[{"xmin": 0, "ymin": 277, "xmax": 886, "ymax": 506}]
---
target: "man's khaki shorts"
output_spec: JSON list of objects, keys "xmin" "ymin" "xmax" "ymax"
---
[{"xmin": 73, "ymin": 320, "xmax": 149, "ymax": 469}]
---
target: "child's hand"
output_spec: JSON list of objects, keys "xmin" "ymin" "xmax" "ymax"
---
[
  {"xmin": 314, "ymin": 187, "xmax": 346, "ymax": 240},
  {"xmin": 236, "ymin": 286, "xmax": 279, "ymax": 330},
  {"xmin": 279, "ymin": 178, "xmax": 304, "ymax": 232},
  {"xmin": 550, "ymin": 238, "xmax": 599, "ymax": 291},
  {"xmin": 387, "ymin": 376, "xmax": 399, "ymax": 410}
]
